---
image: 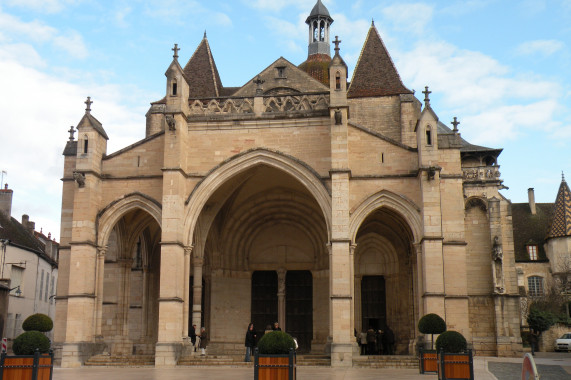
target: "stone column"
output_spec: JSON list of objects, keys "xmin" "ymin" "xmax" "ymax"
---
[
  {"xmin": 192, "ymin": 256, "xmax": 204, "ymax": 329},
  {"xmin": 277, "ymin": 268, "xmax": 286, "ymax": 331},
  {"xmin": 349, "ymin": 243, "xmax": 357, "ymax": 349},
  {"xmin": 94, "ymin": 246, "xmax": 107, "ymax": 338},
  {"xmin": 182, "ymin": 246, "xmax": 193, "ymax": 338}
]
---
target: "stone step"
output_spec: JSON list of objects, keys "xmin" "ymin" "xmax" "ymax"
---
[
  {"xmin": 352, "ymin": 355, "xmax": 419, "ymax": 369},
  {"xmin": 84, "ymin": 354, "xmax": 155, "ymax": 367}
]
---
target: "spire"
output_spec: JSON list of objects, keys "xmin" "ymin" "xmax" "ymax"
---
[
  {"xmin": 183, "ymin": 35, "xmax": 223, "ymax": 98},
  {"xmin": 422, "ymin": 86, "xmax": 431, "ymax": 107},
  {"xmin": 172, "ymin": 43, "xmax": 180, "ymax": 60},
  {"xmin": 305, "ymin": 0, "xmax": 334, "ymax": 57},
  {"xmin": 547, "ymin": 174, "xmax": 571, "ymax": 238},
  {"xmin": 348, "ymin": 24, "xmax": 412, "ymax": 98}
]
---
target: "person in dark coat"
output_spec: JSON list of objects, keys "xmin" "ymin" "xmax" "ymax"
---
[
  {"xmin": 366, "ymin": 327, "xmax": 376, "ymax": 355},
  {"xmin": 383, "ymin": 325, "xmax": 395, "ymax": 355},
  {"xmin": 244, "ymin": 323, "xmax": 257, "ymax": 362},
  {"xmin": 529, "ymin": 329, "xmax": 539, "ymax": 356},
  {"xmin": 272, "ymin": 321, "xmax": 282, "ymax": 331},
  {"xmin": 199, "ymin": 327, "xmax": 208, "ymax": 356},
  {"xmin": 189, "ymin": 324, "xmax": 197, "ymax": 351}
]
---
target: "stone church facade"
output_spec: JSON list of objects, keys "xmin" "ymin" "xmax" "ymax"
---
[{"xmin": 55, "ymin": 0, "xmax": 522, "ymax": 368}]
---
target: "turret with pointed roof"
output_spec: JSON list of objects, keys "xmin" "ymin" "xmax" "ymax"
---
[
  {"xmin": 183, "ymin": 33, "xmax": 223, "ymax": 98},
  {"xmin": 299, "ymin": 0, "xmax": 333, "ymax": 86},
  {"xmin": 348, "ymin": 22, "xmax": 412, "ymax": 98},
  {"xmin": 547, "ymin": 174, "xmax": 571, "ymax": 238}
]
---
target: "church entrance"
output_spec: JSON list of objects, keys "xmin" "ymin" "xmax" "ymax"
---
[
  {"xmin": 286, "ymin": 270, "xmax": 312, "ymax": 353},
  {"xmin": 361, "ymin": 275, "xmax": 386, "ymax": 331},
  {"xmin": 250, "ymin": 270, "xmax": 313, "ymax": 352}
]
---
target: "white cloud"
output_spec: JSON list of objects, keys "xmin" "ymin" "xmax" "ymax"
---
[
  {"xmin": 0, "ymin": 10, "xmax": 88, "ymax": 60},
  {"xmin": 380, "ymin": 3, "xmax": 434, "ymax": 36},
  {"xmin": 3, "ymin": 0, "xmax": 81, "ymax": 13},
  {"xmin": 247, "ymin": 0, "xmax": 326, "ymax": 12},
  {"xmin": 114, "ymin": 6, "xmax": 132, "ymax": 28},
  {"xmin": 515, "ymin": 40, "xmax": 565, "ymax": 57}
]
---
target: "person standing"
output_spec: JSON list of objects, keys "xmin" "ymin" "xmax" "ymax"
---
[
  {"xmin": 529, "ymin": 329, "xmax": 539, "ymax": 356},
  {"xmin": 366, "ymin": 326, "xmax": 376, "ymax": 355},
  {"xmin": 244, "ymin": 323, "xmax": 257, "ymax": 362},
  {"xmin": 189, "ymin": 324, "xmax": 197, "ymax": 352},
  {"xmin": 272, "ymin": 321, "xmax": 282, "ymax": 331},
  {"xmin": 383, "ymin": 325, "xmax": 395, "ymax": 355},
  {"xmin": 360, "ymin": 331, "xmax": 367, "ymax": 355},
  {"xmin": 199, "ymin": 327, "xmax": 208, "ymax": 356}
]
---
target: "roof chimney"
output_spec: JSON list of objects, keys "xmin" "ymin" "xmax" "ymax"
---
[
  {"xmin": 528, "ymin": 188, "xmax": 536, "ymax": 215},
  {"xmin": 0, "ymin": 184, "xmax": 13, "ymax": 217}
]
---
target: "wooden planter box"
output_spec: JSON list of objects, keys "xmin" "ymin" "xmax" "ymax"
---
[
  {"xmin": 437, "ymin": 350, "xmax": 474, "ymax": 380},
  {"xmin": 254, "ymin": 348, "xmax": 296, "ymax": 380},
  {"xmin": 419, "ymin": 348, "xmax": 438, "ymax": 374},
  {"xmin": 0, "ymin": 350, "xmax": 53, "ymax": 380}
]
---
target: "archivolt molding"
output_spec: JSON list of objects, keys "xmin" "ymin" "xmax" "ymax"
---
[
  {"xmin": 97, "ymin": 192, "xmax": 162, "ymax": 248},
  {"xmin": 349, "ymin": 190, "xmax": 422, "ymax": 244},
  {"xmin": 464, "ymin": 196, "xmax": 488, "ymax": 212},
  {"xmin": 183, "ymin": 149, "xmax": 332, "ymax": 246}
]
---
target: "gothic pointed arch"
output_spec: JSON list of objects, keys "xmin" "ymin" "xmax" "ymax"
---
[
  {"xmin": 97, "ymin": 192, "xmax": 162, "ymax": 248},
  {"xmin": 183, "ymin": 148, "xmax": 332, "ymax": 246},
  {"xmin": 349, "ymin": 190, "xmax": 422, "ymax": 244}
]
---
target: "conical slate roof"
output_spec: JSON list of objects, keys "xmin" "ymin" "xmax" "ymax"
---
[
  {"xmin": 183, "ymin": 35, "xmax": 223, "ymax": 98},
  {"xmin": 547, "ymin": 175, "xmax": 571, "ymax": 238},
  {"xmin": 348, "ymin": 24, "xmax": 412, "ymax": 98},
  {"xmin": 306, "ymin": 0, "xmax": 332, "ymax": 23}
]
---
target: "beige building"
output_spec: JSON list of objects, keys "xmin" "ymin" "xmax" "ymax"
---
[
  {"xmin": 0, "ymin": 185, "xmax": 59, "ymax": 343},
  {"xmin": 55, "ymin": 0, "xmax": 523, "ymax": 368}
]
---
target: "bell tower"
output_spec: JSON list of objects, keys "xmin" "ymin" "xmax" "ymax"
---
[{"xmin": 306, "ymin": 0, "xmax": 333, "ymax": 57}]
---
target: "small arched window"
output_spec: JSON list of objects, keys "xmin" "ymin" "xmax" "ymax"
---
[
  {"xmin": 83, "ymin": 136, "xmax": 89, "ymax": 154},
  {"xmin": 335, "ymin": 72, "xmax": 341, "ymax": 90},
  {"xmin": 425, "ymin": 126, "xmax": 432, "ymax": 146},
  {"xmin": 172, "ymin": 79, "xmax": 177, "ymax": 96},
  {"xmin": 313, "ymin": 21, "xmax": 318, "ymax": 42}
]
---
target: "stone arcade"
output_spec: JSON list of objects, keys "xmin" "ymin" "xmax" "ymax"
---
[{"xmin": 55, "ymin": 0, "xmax": 522, "ymax": 368}]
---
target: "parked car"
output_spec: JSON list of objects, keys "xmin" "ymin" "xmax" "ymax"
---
[{"xmin": 554, "ymin": 332, "xmax": 571, "ymax": 352}]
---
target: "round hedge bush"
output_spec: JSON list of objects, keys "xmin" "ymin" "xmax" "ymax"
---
[
  {"xmin": 12, "ymin": 331, "xmax": 50, "ymax": 355},
  {"xmin": 435, "ymin": 330, "xmax": 467, "ymax": 353},
  {"xmin": 257, "ymin": 331, "xmax": 296, "ymax": 354},
  {"xmin": 22, "ymin": 313, "xmax": 53, "ymax": 332},
  {"xmin": 418, "ymin": 313, "xmax": 446, "ymax": 335}
]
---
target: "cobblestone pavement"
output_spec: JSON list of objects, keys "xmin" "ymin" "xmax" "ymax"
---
[{"xmin": 488, "ymin": 362, "xmax": 570, "ymax": 380}]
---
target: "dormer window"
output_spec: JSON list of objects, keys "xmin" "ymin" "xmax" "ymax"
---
[
  {"xmin": 276, "ymin": 67, "xmax": 286, "ymax": 78},
  {"xmin": 526, "ymin": 244, "xmax": 538, "ymax": 260}
]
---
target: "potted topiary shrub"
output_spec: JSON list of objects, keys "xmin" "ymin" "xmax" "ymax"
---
[
  {"xmin": 436, "ymin": 331, "xmax": 473, "ymax": 380},
  {"xmin": 254, "ymin": 330, "xmax": 296, "ymax": 380},
  {"xmin": 418, "ymin": 313, "xmax": 446, "ymax": 374},
  {"xmin": 0, "ymin": 313, "xmax": 54, "ymax": 380}
]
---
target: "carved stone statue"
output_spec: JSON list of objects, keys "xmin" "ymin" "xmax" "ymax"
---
[
  {"xmin": 334, "ymin": 110, "xmax": 342, "ymax": 125},
  {"xmin": 73, "ymin": 171, "xmax": 85, "ymax": 187},
  {"xmin": 491, "ymin": 235, "xmax": 504, "ymax": 293},
  {"xmin": 165, "ymin": 115, "xmax": 176, "ymax": 131},
  {"xmin": 492, "ymin": 235, "xmax": 503, "ymax": 261}
]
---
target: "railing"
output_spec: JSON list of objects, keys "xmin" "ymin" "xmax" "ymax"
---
[{"xmin": 462, "ymin": 166, "xmax": 501, "ymax": 182}]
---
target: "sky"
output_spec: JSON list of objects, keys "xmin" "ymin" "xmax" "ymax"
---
[{"xmin": 0, "ymin": 0, "xmax": 570, "ymax": 242}]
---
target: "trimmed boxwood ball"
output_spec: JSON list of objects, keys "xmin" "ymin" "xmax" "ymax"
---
[
  {"xmin": 435, "ymin": 331, "xmax": 467, "ymax": 353},
  {"xmin": 22, "ymin": 313, "xmax": 53, "ymax": 332},
  {"xmin": 257, "ymin": 331, "xmax": 295, "ymax": 354},
  {"xmin": 418, "ymin": 313, "xmax": 446, "ymax": 349},
  {"xmin": 12, "ymin": 331, "xmax": 51, "ymax": 355}
]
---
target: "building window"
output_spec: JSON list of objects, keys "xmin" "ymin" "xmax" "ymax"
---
[
  {"xmin": 528, "ymin": 276, "xmax": 544, "ymax": 297},
  {"xmin": 527, "ymin": 245, "xmax": 538, "ymax": 260},
  {"xmin": 171, "ymin": 79, "xmax": 177, "ymax": 96},
  {"xmin": 83, "ymin": 138, "xmax": 88, "ymax": 154},
  {"xmin": 335, "ymin": 72, "xmax": 341, "ymax": 90},
  {"xmin": 276, "ymin": 67, "xmax": 286, "ymax": 78},
  {"xmin": 426, "ymin": 127, "xmax": 432, "ymax": 146},
  {"xmin": 10, "ymin": 266, "xmax": 24, "ymax": 296},
  {"xmin": 45, "ymin": 272, "xmax": 50, "ymax": 302},
  {"xmin": 39, "ymin": 270, "xmax": 44, "ymax": 300}
]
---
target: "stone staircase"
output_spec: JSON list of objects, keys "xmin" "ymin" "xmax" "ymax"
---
[
  {"xmin": 352, "ymin": 355, "xmax": 419, "ymax": 369},
  {"xmin": 84, "ymin": 354, "xmax": 155, "ymax": 367},
  {"xmin": 296, "ymin": 354, "xmax": 330, "ymax": 366}
]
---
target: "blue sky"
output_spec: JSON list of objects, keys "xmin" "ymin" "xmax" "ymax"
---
[{"xmin": 0, "ymin": 0, "xmax": 570, "ymax": 241}]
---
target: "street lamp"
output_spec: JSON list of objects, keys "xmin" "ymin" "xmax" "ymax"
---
[{"xmin": 9, "ymin": 285, "xmax": 21, "ymax": 297}]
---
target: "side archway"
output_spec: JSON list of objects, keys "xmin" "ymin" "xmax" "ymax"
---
[
  {"xmin": 97, "ymin": 192, "xmax": 162, "ymax": 248},
  {"xmin": 349, "ymin": 190, "xmax": 422, "ymax": 244},
  {"xmin": 183, "ymin": 148, "xmax": 332, "ymax": 246}
]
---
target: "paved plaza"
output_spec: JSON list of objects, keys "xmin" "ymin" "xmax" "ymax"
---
[{"xmin": 52, "ymin": 354, "xmax": 571, "ymax": 380}]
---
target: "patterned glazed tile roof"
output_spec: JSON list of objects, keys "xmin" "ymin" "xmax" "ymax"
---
[
  {"xmin": 547, "ymin": 176, "xmax": 571, "ymax": 238},
  {"xmin": 512, "ymin": 202, "xmax": 553, "ymax": 262},
  {"xmin": 183, "ymin": 36, "xmax": 223, "ymax": 98},
  {"xmin": 347, "ymin": 24, "xmax": 412, "ymax": 98},
  {"xmin": 298, "ymin": 53, "xmax": 331, "ymax": 86}
]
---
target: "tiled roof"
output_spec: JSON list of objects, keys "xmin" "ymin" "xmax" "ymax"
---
[
  {"xmin": 183, "ymin": 36, "xmax": 223, "ymax": 98},
  {"xmin": 348, "ymin": 24, "xmax": 412, "ymax": 98},
  {"xmin": 547, "ymin": 177, "xmax": 571, "ymax": 238},
  {"xmin": 437, "ymin": 121, "xmax": 502, "ymax": 153},
  {"xmin": 306, "ymin": 0, "xmax": 332, "ymax": 23},
  {"xmin": 298, "ymin": 53, "xmax": 331, "ymax": 86},
  {"xmin": 512, "ymin": 202, "xmax": 553, "ymax": 262},
  {"xmin": 0, "ymin": 212, "xmax": 56, "ymax": 266}
]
